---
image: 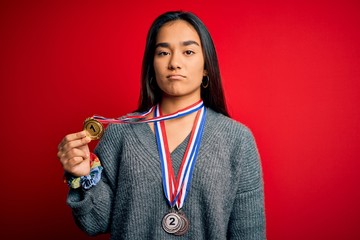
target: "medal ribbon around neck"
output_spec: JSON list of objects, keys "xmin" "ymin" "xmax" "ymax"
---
[
  {"xmin": 154, "ymin": 103, "xmax": 206, "ymax": 209},
  {"xmin": 92, "ymin": 100, "xmax": 204, "ymax": 125}
]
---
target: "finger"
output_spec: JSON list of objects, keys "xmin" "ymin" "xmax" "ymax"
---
[
  {"xmin": 59, "ymin": 148, "xmax": 89, "ymax": 165},
  {"xmin": 58, "ymin": 131, "xmax": 88, "ymax": 150},
  {"xmin": 57, "ymin": 137, "xmax": 90, "ymax": 160},
  {"xmin": 66, "ymin": 156, "xmax": 86, "ymax": 167},
  {"xmin": 62, "ymin": 156, "xmax": 83, "ymax": 166},
  {"xmin": 64, "ymin": 161, "xmax": 91, "ymax": 177},
  {"xmin": 58, "ymin": 130, "xmax": 87, "ymax": 149},
  {"xmin": 63, "ymin": 156, "xmax": 89, "ymax": 174},
  {"xmin": 61, "ymin": 136, "xmax": 91, "ymax": 153}
]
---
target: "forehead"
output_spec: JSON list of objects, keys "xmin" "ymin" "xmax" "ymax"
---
[{"xmin": 156, "ymin": 20, "xmax": 201, "ymax": 45}]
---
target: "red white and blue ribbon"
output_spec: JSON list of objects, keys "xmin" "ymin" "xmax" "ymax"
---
[
  {"xmin": 92, "ymin": 100, "xmax": 204, "ymax": 125},
  {"xmin": 154, "ymin": 103, "xmax": 206, "ymax": 209}
]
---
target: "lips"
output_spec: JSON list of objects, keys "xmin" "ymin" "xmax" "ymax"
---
[{"xmin": 167, "ymin": 74, "xmax": 186, "ymax": 80}]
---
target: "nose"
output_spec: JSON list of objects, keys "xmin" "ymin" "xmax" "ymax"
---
[{"xmin": 168, "ymin": 52, "xmax": 182, "ymax": 70}]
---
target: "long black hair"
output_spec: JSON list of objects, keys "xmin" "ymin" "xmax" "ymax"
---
[{"xmin": 136, "ymin": 11, "xmax": 229, "ymax": 117}]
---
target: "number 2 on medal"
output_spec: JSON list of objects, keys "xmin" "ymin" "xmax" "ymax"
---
[{"xmin": 169, "ymin": 217, "xmax": 176, "ymax": 226}]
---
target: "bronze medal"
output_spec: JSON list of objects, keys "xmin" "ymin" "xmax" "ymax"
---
[
  {"xmin": 83, "ymin": 118, "xmax": 104, "ymax": 140},
  {"xmin": 162, "ymin": 211, "xmax": 182, "ymax": 234},
  {"xmin": 174, "ymin": 211, "xmax": 189, "ymax": 236}
]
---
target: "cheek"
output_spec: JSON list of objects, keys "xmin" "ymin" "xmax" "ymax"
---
[
  {"xmin": 190, "ymin": 58, "xmax": 205, "ymax": 77},
  {"xmin": 153, "ymin": 60, "xmax": 166, "ymax": 77}
]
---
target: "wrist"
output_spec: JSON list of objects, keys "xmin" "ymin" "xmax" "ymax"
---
[{"xmin": 64, "ymin": 153, "xmax": 103, "ymax": 190}]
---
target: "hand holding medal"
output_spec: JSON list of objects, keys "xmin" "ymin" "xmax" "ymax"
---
[{"xmin": 57, "ymin": 130, "xmax": 91, "ymax": 177}]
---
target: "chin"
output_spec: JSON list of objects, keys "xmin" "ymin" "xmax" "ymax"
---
[
  {"xmin": 163, "ymin": 92, "xmax": 185, "ymax": 98},
  {"xmin": 160, "ymin": 87, "xmax": 201, "ymax": 99}
]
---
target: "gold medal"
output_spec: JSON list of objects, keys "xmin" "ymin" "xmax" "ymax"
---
[{"xmin": 83, "ymin": 118, "xmax": 104, "ymax": 140}]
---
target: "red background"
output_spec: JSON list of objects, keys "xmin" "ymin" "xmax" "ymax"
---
[{"xmin": 1, "ymin": 0, "xmax": 359, "ymax": 239}]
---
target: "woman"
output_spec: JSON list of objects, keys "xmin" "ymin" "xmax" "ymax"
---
[{"xmin": 57, "ymin": 11, "xmax": 266, "ymax": 239}]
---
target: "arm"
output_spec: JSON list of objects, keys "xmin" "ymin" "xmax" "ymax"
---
[
  {"xmin": 62, "ymin": 124, "xmax": 122, "ymax": 236},
  {"xmin": 227, "ymin": 127, "xmax": 266, "ymax": 240},
  {"xmin": 67, "ymin": 176, "xmax": 113, "ymax": 236}
]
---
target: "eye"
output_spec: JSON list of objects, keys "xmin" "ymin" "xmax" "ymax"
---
[
  {"xmin": 156, "ymin": 51, "xmax": 170, "ymax": 56},
  {"xmin": 184, "ymin": 50, "xmax": 195, "ymax": 55}
]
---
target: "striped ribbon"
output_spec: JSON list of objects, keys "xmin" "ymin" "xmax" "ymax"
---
[
  {"xmin": 154, "ymin": 103, "xmax": 206, "ymax": 209},
  {"xmin": 92, "ymin": 100, "xmax": 204, "ymax": 124}
]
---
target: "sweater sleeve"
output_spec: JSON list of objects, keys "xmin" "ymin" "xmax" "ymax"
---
[
  {"xmin": 227, "ymin": 127, "xmax": 266, "ymax": 240},
  {"xmin": 66, "ymin": 124, "xmax": 122, "ymax": 236},
  {"xmin": 66, "ymin": 178, "xmax": 113, "ymax": 235}
]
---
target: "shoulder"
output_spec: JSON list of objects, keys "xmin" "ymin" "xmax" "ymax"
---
[
  {"xmin": 205, "ymin": 108, "xmax": 255, "ymax": 142},
  {"xmin": 205, "ymin": 109, "xmax": 263, "ymax": 187},
  {"xmin": 203, "ymin": 108, "xmax": 259, "ymax": 162}
]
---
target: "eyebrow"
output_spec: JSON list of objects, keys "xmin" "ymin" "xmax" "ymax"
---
[{"xmin": 155, "ymin": 40, "xmax": 200, "ymax": 49}]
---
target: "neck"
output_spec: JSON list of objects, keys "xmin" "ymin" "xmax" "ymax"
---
[{"xmin": 159, "ymin": 95, "xmax": 201, "ymax": 115}]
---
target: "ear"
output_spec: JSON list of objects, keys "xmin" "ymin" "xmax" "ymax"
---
[{"xmin": 203, "ymin": 69, "xmax": 208, "ymax": 76}]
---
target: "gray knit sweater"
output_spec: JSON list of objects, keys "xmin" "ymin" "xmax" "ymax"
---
[{"xmin": 67, "ymin": 108, "xmax": 266, "ymax": 239}]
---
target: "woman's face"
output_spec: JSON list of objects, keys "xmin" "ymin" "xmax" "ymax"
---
[{"xmin": 153, "ymin": 20, "xmax": 206, "ymax": 101}]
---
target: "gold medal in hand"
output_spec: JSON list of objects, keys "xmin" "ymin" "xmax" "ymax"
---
[{"xmin": 83, "ymin": 118, "xmax": 104, "ymax": 140}]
